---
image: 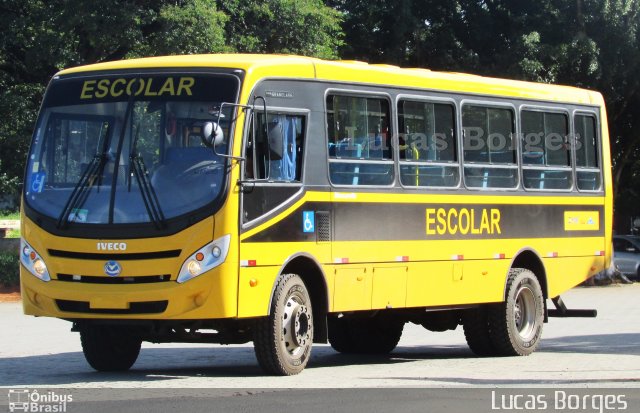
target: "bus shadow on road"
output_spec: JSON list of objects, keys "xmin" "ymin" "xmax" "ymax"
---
[
  {"xmin": 310, "ymin": 343, "xmax": 475, "ymax": 368},
  {"xmin": 0, "ymin": 345, "xmax": 473, "ymax": 387},
  {"xmin": 0, "ymin": 346, "xmax": 472, "ymax": 387},
  {"xmin": 0, "ymin": 333, "xmax": 637, "ymax": 386},
  {"xmin": 539, "ymin": 333, "xmax": 640, "ymax": 355}
]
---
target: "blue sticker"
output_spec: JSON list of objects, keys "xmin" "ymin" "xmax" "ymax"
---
[
  {"xmin": 303, "ymin": 211, "xmax": 315, "ymax": 233},
  {"xmin": 31, "ymin": 172, "xmax": 46, "ymax": 193}
]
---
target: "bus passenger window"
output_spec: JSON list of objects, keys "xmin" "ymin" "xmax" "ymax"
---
[
  {"xmin": 397, "ymin": 100, "xmax": 458, "ymax": 187},
  {"xmin": 521, "ymin": 110, "xmax": 572, "ymax": 191},
  {"xmin": 246, "ymin": 113, "xmax": 305, "ymax": 182},
  {"xmin": 462, "ymin": 105, "xmax": 517, "ymax": 189},
  {"xmin": 575, "ymin": 114, "xmax": 601, "ymax": 191},
  {"xmin": 326, "ymin": 94, "xmax": 394, "ymax": 186}
]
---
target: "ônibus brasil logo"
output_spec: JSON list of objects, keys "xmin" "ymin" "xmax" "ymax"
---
[{"xmin": 8, "ymin": 389, "xmax": 73, "ymax": 412}]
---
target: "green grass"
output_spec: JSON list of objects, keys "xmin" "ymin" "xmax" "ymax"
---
[
  {"xmin": 1, "ymin": 210, "xmax": 20, "ymax": 238},
  {"xmin": 0, "ymin": 211, "xmax": 20, "ymax": 220}
]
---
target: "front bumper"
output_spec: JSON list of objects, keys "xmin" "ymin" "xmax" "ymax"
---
[{"xmin": 21, "ymin": 261, "xmax": 238, "ymax": 320}]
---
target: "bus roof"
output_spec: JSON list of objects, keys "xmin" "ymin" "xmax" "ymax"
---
[{"xmin": 57, "ymin": 54, "xmax": 602, "ymax": 105}]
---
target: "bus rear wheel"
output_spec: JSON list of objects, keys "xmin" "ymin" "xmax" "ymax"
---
[
  {"xmin": 79, "ymin": 325, "xmax": 141, "ymax": 371},
  {"xmin": 254, "ymin": 273, "xmax": 313, "ymax": 375},
  {"xmin": 488, "ymin": 268, "xmax": 544, "ymax": 356},
  {"xmin": 328, "ymin": 314, "xmax": 404, "ymax": 354}
]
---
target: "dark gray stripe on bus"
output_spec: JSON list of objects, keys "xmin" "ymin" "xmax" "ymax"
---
[{"xmin": 241, "ymin": 202, "xmax": 605, "ymax": 243}]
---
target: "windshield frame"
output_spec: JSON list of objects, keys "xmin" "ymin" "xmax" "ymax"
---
[{"xmin": 23, "ymin": 68, "xmax": 244, "ymax": 239}]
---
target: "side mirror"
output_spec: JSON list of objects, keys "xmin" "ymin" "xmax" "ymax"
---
[
  {"xmin": 267, "ymin": 119, "xmax": 284, "ymax": 160},
  {"xmin": 202, "ymin": 122, "xmax": 225, "ymax": 148}
]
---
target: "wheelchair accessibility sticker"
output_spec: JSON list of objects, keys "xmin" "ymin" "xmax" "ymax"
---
[
  {"xmin": 303, "ymin": 211, "xmax": 315, "ymax": 233},
  {"xmin": 30, "ymin": 172, "xmax": 46, "ymax": 194}
]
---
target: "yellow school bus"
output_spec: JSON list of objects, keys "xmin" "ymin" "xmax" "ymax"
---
[{"xmin": 20, "ymin": 54, "xmax": 611, "ymax": 375}]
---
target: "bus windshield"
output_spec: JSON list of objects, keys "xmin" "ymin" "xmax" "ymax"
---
[{"xmin": 24, "ymin": 73, "xmax": 240, "ymax": 226}]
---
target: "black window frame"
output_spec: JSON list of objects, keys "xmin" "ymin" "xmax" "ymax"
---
[
  {"xmin": 243, "ymin": 110, "xmax": 307, "ymax": 183},
  {"xmin": 461, "ymin": 101, "xmax": 519, "ymax": 190},
  {"xmin": 396, "ymin": 96, "xmax": 460, "ymax": 189},
  {"xmin": 573, "ymin": 111, "xmax": 602, "ymax": 192},
  {"xmin": 519, "ymin": 106, "xmax": 573, "ymax": 192}
]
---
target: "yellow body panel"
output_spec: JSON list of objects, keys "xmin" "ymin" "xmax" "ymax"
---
[
  {"xmin": 371, "ymin": 266, "xmax": 408, "ymax": 310},
  {"xmin": 238, "ymin": 266, "xmax": 280, "ymax": 318},
  {"xmin": 333, "ymin": 266, "xmax": 372, "ymax": 312}
]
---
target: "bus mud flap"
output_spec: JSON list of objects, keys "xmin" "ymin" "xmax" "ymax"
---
[{"xmin": 547, "ymin": 296, "xmax": 597, "ymax": 318}]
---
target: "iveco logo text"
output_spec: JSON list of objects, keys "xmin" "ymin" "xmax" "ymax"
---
[
  {"xmin": 104, "ymin": 261, "xmax": 122, "ymax": 277},
  {"xmin": 97, "ymin": 242, "xmax": 127, "ymax": 251}
]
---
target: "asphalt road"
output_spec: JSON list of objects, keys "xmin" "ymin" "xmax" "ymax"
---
[{"xmin": 0, "ymin": 284, "xmax": 638, "ymax": 412}]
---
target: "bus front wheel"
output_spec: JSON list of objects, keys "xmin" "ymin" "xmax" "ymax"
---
[
  {"xmin": 254, "ymin": 273, "xmax": 314, "ymax": 375},
  {"xmin": 488, "ymin": 268, "xmax": 544, "ymax": 356},
  {"xmin": 79, "ymin": 325, "xmax": 141, "ymax": 371}
]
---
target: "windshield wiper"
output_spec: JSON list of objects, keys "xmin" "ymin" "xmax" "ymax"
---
[
  {"xmin": 56, "ymin": 153, "xmax": 107, "ymax": 229},
  {"xmin": 127, "ymin": 109, "xmax": 166, "ymax": 229},
  {"xmin": 129, "ymin": 153, "xmax": 166, "ymax": 229}
]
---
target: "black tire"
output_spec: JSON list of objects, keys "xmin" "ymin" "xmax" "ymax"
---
[
  {"xmin": 328, "ymin": 314, "xmax": 404, "ymax": 354},
  {"xmin": 462, "ymin": 306, "xmax": 499, "ymax": 356},
  {"xmin": 327, "ymin": 316, "xmax": 358, "ymax": 353},
  {"xmin": 254, "ymin": 273, "xmax": 313, "ymax": 375},
  {"xmin": 80, "ymin": 325, "xmax": 141, "ymax": 371},
  {"xmin": 488, "ymin": 268, "xmax": 545, "ymax": 356}
]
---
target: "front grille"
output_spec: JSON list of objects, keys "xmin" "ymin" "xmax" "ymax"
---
[
  {"xmin": 48, "ymin": 249, "xmax": 181, "ymax": 261},
  {"xmin": 56, "ymin": 299, "xmax": 168, "ymax": 314},
  {"xmin": 57, "ymin": 274, "xmax": 171, "ymax": 284}
]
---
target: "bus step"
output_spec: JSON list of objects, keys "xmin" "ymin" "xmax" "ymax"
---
[{"xmin": 548, "ymin": 296, "xmax": 597, "ymax": 318}]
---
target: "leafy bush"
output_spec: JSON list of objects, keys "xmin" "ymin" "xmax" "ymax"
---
[{"xmin": 0, "ymin": 253, "xmax": 19, "ymax": 287}]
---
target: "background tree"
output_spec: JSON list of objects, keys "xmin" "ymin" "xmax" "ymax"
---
[
  {"xmin": 0, "ymin": 0, "xmax": 342, "ymax": 207},
  {"xmin": 218, "ymin": 0, "xmax": 343, "ymax": 59}
]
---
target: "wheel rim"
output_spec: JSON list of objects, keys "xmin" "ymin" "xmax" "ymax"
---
[
  {"xmin": 282, "ymin": 295, "xmax": 311, "ymax": 357},
  {"xmin": 513, "ymin": 285, "xmax": 537, "ymax": 340}
]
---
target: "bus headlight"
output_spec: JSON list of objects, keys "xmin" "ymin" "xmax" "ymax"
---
[
  {"xmin": 20, "ymin": 239, "xmax": 51, "ymax": 282},
  {"xmin": 177, "ymin": 234, "xmax": 231, "ymax": 283}
]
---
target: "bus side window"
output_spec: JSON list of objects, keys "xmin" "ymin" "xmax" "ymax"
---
[
  {"xmin": 521, "ymin": 110, "xmax": 572, "ymax": 191},
  {"xmin": 397, "ymin": 99, "xmax": 459, "ymax": 188},
  {"xmin": 462, "ymin": 105, "xmax": 518, "ymax": 189},
  {"xmin": 246, "ymin": 113, "xmax": 305, "ymax": 182},
  {"xmin": 326, "ymin": 94, "xmax": 394, "ymax": 186},
  {"xmin": 575, "ymin": 114, "xmax": 601, "ymax": 191}
]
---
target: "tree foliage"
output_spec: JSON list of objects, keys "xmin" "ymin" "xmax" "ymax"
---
[
  {"xmin": 0, "ymin": 0, "xmax": 342, "ymax": 204},
  {"xmin": 219, "ymin": 0, "xmax": 343, "ymax": 59}
]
